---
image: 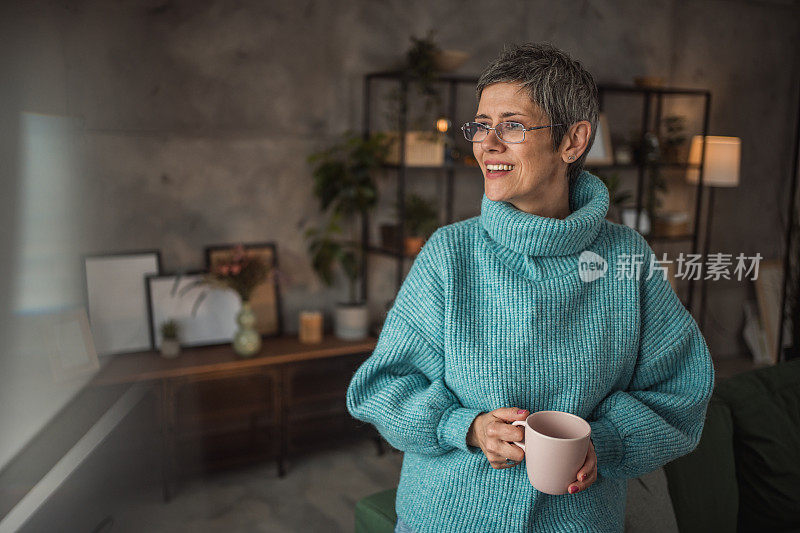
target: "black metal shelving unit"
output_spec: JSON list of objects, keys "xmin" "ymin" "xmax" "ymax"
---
[
  {"xmin": 360, "ymin": 70, "xmax": 478, "ymax": 303},
  {"xmin": 360, "ymin": 73, "xmax": 714, "ymax": 325},
  {"xmin": 590, "ymin": 84, "xmax": 712, "ymax": 322}
]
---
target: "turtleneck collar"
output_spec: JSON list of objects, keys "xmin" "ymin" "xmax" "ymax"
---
[{"xmin": 480, "ymin": 171, "xmax": 609, "ymax": 258}]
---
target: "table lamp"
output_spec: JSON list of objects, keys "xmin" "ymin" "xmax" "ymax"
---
[{"xmin": 685, "ymin": 135, "xmax": 742, "ymax": 330}]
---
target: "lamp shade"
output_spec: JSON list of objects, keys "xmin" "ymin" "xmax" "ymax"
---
[{"xmin": 686, "ymin": 135, "xmax": 741, "ymax": 187}]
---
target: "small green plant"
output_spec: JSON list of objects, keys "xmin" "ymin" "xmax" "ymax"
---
[
  {"xmin": 661, "ymin": 115, "xmax": 688, "ymax": 162},
  {"xmin": 403, "ymin": 193, "xmax": 439, "ymax": 238},
  {"xmin": 160, "ymin": 319, "xmax": 179, "ymax": 340},
  {"xmin": 385, "ymin": 31, "xmax": 443, "ymax": 131},
  {"xmin": 304, "ymin": 132, "xmax": 389, "ymax": 304}
]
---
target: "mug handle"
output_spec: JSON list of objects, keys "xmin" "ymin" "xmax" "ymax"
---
[{"xmin": 511, "ymin": 420, "xmax": 527, "ymax": 452}]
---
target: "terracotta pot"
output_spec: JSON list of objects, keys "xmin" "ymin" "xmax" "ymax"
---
[{"xmin": 404, "ymin": 236, "xmax": 425, "ymax": 256}]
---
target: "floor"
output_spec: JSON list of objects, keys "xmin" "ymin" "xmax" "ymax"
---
[{"xmin": 108, "ymin": 439, "xmax": 403, "ymax": 533}]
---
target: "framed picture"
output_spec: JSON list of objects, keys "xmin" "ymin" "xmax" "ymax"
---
[
  {"xmin": 585, "ymin": 113, "xmax": 614, "ymax": 166},
  {"xmin": 84, "ymin": 250, "xmax": 162, "ymax": 356},
  {"xmin": 205, "ymin": 242, "xmax": 283, "ymax": 337},
  {"xmin": 46, "ymin": 307, "xmax": 100, "ymax": 382},
  {"xmin": 145, "ymin": 272, "xmax": 241, "ymax": 349}
]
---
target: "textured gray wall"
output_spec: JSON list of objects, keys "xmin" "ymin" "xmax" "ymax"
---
[{"xmin": 8, "ymin": 0, "xmax": 800, "ymax": 357}]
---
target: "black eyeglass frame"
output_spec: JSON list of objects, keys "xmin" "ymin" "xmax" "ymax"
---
[{"xmin": 461, "ymin": 121, "xmax": 564, "ymax": 144}]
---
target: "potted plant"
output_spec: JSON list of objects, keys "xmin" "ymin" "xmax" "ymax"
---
[
  {"xmin": 402, "ymin": 193, "xmax": 439, "ymax": 256},
  {"xmin": 188, "ymin": 245, "xmax": 271, "ymax": 357},
  {"xmin": 305, "ymin": 132, "xmax": 389, "ymax": 340},
  {"xmin": 159, "ymin": 319, "xmax": 181, "ymax": 359}
]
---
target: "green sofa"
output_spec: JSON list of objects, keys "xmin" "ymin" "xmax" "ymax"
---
[
  {"xmin": 664, "ymin": 358, "xmax": 800, "ymax": 532},
  {"xmin": 355, "ymin": 359, "xmax": 800, "ymax": 533}
]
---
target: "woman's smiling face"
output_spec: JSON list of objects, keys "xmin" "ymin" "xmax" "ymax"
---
[{"xmin": 473, "ymin": 82, "xmax": 567, "ymax": 209}]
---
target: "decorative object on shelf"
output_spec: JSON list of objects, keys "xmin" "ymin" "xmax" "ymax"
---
[
  {"xmin": 206, "ymin": 243, "xmax": 282, "ymax": 337},
  {"xmin": 298, "ymin": 310, "xmax": 323, "ymax": 344},
  {"xmin": 83, "ymin": 250, "xmax": 162, "ymax": 356},
  {"xmin": 633, "ymin": 76, "xmax": 665, "ymax": 88},
  {"xmin": 614, "ymin": 143, "xmax": 633, "ymax": 165},
  {"xmin": 380, "ymin": 222, "xmax": 400, "ymax": 252},
  {"xmin": 433, "ymin": 49, "xmax": 469, "ymax": 72},
  {"xmin": 686, "ymin": 135, "xmax": 742, "ymax": 331},
  {"xmin": 653, "ymin": 210, "xmax": 691, "ymax": 237},
  {"xmin": 159, "ymin": 319, "xmax": 181, "ymax": 359},
  {"xmin": 634, "ymin": 131, "xmax": 668, "ymax": 228},
  {"xmin": 146, "ymin": 272, "xmax": 239, "ymax": 350},
  {"xmin": 596, "ymin": 172, "xmax": 632, "ymax": 224},
  {"xmin": 196, "ymin": 245, "xmax": 271, "ymax": 357},
  {"xmin": 402, "ymin": 193, "xmax": 439, "ymax": 256},
  {"xmin": 584, "ymin": 113, "xmax": 613, "ymax": 166},
  {"xmin": 306, "ymin": 132, "xmax": 388, "ymax": 341},
  {"xmin": 661, "ymin": 115, "xmax": 688, "ymax": 163},
  {"xmin": 621, "ymin": 208, "xmax": 651, "ymax": 235},
  {"xmin": 385, "ymin": 130, "xmax": 446, "ymax": 166}
]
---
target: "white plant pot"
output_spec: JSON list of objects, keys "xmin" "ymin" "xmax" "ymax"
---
[
  {"xmin": 160, "ymin": 339, "xmax": 181, "ymax": 359},
  {"xmin": 334, "ymin": 303, "xmax": 369, "ymax": 340}
]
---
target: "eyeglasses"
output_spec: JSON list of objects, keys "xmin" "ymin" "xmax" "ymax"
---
[{"xmin": 461, "ymin": 121, "xmax": 563, "ymax": 144}]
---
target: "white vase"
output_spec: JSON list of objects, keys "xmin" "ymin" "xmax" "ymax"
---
[
  {"xmin": 160, "ymin": 339, "xmax": 181, "ymax": 359},
  {"xmin": 334, "ymin": 303, "xmax": 369, "ymax": 340}
]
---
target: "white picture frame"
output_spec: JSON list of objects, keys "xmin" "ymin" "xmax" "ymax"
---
[
  {"xmin": 146, "ymin": 272, "xmax": 240, "ymax": 349},
  {"xmin": 585, "ymin": 113, "xmax": 614, "ymax": 166},
  {"xmin": 46, "ymin": 307, "xmax": 100, "ymax": 382},
  {"xmin": 84, "ymin": 251, "xmax": 161, "ymax": 356}
]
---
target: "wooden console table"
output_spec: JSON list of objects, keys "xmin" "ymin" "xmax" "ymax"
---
[{"xmin": 91, "ymin": 335, "xmax": 377, "ymax": 502}]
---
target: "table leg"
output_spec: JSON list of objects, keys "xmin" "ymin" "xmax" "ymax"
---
[
  {"xmin": 277, "ymin": 366, "xmax": 287, "ymax": 478},
  {"xmin": 158, "ymin": 379, "xmax": 177, "ymax": 502}
]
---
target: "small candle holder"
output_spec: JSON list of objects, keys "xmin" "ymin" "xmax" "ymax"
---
[{"xmin": 298, "ymin": 311, "xmax": 323, "ymax": 344}]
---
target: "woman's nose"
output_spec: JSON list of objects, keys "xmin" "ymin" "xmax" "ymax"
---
[{"xmin": 480, "ymin": 129, "xmax": 505, "ymax": 152}]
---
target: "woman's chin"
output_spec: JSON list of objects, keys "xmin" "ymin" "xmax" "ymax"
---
[{"xmin": 484, "ymin": 183, "xmax": 509, "ymax": 203}]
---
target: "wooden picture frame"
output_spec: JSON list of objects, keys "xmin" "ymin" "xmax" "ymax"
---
[
  {"xmin": 585, "ymin": 113, "xmax": 614, "ymax": 166},
  {"xmin": 145, "ymin": 272, "xmax": 240, "ymax": 349},
  {"xmin": 204, "ymin": 242, "xmax": 283, "ymax": 337},
  {"xmin": 83, "ymin": 250, "xmax": 162, "ymax": 356}
]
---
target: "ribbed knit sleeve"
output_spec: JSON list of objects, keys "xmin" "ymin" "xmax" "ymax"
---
[
  {"xmin": 587, "ymin": 241, "xmax": 715, "ymax": 480},
  {"xmin": 346, "ymin": 230, "xmax": 484, "ymax": 455}
]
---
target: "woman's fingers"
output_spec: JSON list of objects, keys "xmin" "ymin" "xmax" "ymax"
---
[{"xmin": 569, "ymin": 440, "xmax": 598, "ymax": 493}]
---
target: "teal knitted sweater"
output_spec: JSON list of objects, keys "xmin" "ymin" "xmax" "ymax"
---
[{"xmin": 346, "ymin": 171, "xmax": 715, "ymax": 532}]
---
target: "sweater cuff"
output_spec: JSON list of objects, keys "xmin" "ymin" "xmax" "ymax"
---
[
  {"xmin": 438, "ymin": 407, "xmax": 484, "ymax": 453},
  {"xmin": 589, "ymin": 418, "xmax": 624, "ymax": 475}
]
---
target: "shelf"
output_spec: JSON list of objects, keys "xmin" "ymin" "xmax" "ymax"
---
[
  {"xmin": 645, "ymin": 233, "xmax": 696, "ymax": 243},
  {"xmin": 366, "ymin": 245, "xmax": 418, "ymax": 260},
  {"xmin": 366, "ymin": 70, "xmax": 479, "ymax": 84},
  {"xmin": 381, "ymin": 162, "xmax": 479, "ymax": 171},
  {"xmin": 586, "ymin": 162, "xmax": 700, "ymax": 170},
  {"xmin": 597, "ymin": 84, "xmax": 711, "ymax": 96}
]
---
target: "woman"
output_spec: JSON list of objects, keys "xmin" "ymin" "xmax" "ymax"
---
[{"xmin": 346, "ymin": 43, "xmax": 714, "ymax": 533}]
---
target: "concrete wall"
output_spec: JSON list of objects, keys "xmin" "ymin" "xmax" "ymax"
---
[{"xmin": 7, "ymin": 0, "xmax": 800, "ymax": 357}]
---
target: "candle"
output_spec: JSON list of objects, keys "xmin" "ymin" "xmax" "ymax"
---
[{"xmin": 299, "ymin": 311, "xmax": 323, "ymax": 344}]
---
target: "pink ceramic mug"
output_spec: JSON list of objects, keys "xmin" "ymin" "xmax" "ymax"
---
[{"xmin": 511, "ymin": 410, "xmax": 591, "ymax": 495}]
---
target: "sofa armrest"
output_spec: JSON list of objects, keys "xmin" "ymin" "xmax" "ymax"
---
[{"xmin": 663, "ymin": 398, "xmax": 738, "ymax": 533}]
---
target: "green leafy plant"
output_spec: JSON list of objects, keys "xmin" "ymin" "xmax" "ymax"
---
[
  {"xmin": 661, "ymin": 115, "xmax": 688, "ymax": 162},
  {"xmin": 304, "ymin": 132, "xmax": 389, "ymax": 304},
  {"xmin": 386, "ymin": 31, "xmax": 443, "ymax": 131},
  {"xmin": 160, "ymin": 319, "xmax": 179, "ymax": 341},
  {"xmin": 402, "ymin": 193, "xmax": 439, "ymax": 238}
]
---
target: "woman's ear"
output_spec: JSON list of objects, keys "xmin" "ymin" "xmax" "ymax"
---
[{"xmin": 559, "ymin": 121, "xmax": 592, "ymax": 163}]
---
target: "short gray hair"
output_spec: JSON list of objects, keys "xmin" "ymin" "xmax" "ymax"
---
[{"xmin": 476, "ymin": 43, "xmax": 598, "ymax": 181}]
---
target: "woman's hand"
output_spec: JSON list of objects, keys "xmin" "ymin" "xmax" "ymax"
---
[
  {"xmin": 567, "ymin": 438, "xmax": 597, "ymax": 494},
  {"xmin": 466, "ymin": 407, "xmax": 529, "ymax": 469}
]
